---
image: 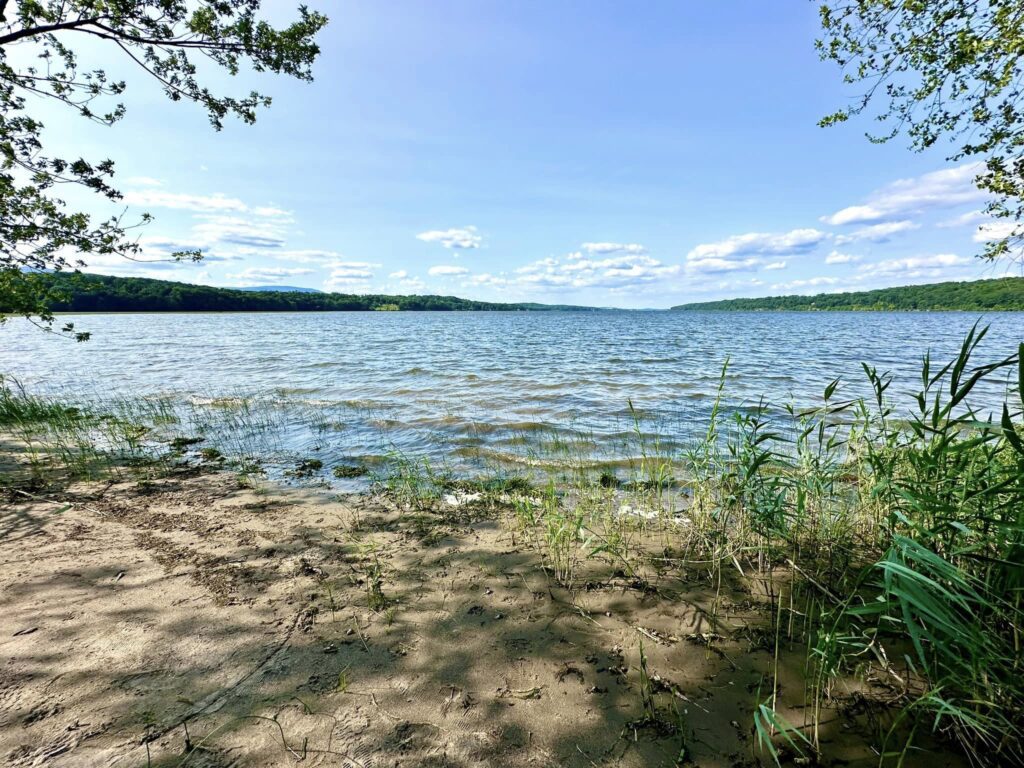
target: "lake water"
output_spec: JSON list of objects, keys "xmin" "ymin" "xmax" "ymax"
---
[{"xmin": 1, "ymin": 311, "xmax": 1022, "ymax": 484}]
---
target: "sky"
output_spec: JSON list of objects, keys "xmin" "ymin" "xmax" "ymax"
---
[{"xmin": 22, "ymin": 1, "xmax": 1024, "ymax": 307}]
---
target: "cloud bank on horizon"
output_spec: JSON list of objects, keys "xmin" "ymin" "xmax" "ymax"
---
[{"xmin": 87, "ymin": 161, "xmax": 1016, "ymax": 305}]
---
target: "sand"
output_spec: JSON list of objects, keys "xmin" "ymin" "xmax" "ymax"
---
[{"xmin": 0, "ymin": 468, "xmax": 966, "ymax": 767}]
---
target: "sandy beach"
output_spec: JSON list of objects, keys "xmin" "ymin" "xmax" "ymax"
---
[{"xmin": 0, "ymin": 463, "xmax": 968, "ymax": 768}]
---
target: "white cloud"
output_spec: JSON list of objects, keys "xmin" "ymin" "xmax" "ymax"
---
[
  {"xmin": 226, "ymin": 267, "xmax": 314, "ymax": 284},
  {"xmin": 324, "ymin": 277, "xmax": 372, "ymax": 292},
  {"xmin": 252, "ymin": 206, "xmax": 292, "ymax": 219},
  {"xmin": 824, "ymin": 250, "xmax": 861, "ymax": 265},
  {"xmin": 190, "ymin": 214, "xmax": 289, "ymax": 249},
  {"xmin": 771, "ymin": 276, "xmax": 839, "ymax": 292},
  {"xmin": 506, "ymin": 251, "xmax": 680, "ymax": 290},
  {"xmin": 973, "ymin": 220, "xmax": 1019, "ymax": 242},
  {"xmin": 327, "ymin": 260, "xmax": 381, "ymax": 269},
  {"xmin": 77, "ymin": 251, "xmax": 197, "ymax": 274},
  {"xmin": 516, "ymin": 257, "xmax": 558, "ymax": 273},
  {"xmin": 580, "ymin": 242, "xmax": 647, "ymax": 255},
  {"xmin": 763, "ymin": 260, "xmax": 787, "ymax": 270},
  {"xmin": 858, "ymin": 253, "xmax": 971, "ymax": 279},
  {"xmin": 416, "ymin": 226, "xmax": 482, "ymax": 249},
  {"xmin": 834, "ymin": 220, "xmax": 919, "ymax": 244},
  {"xmin": 123, "ymin": 190, "xmax": 249, "ymax": 213},
  {"xmin": 321, "ymin": 262, "xmax": 381, "ymax": 292},
  {"xmin": 686, "ymin": 229, "xmax": 827, "ymax": 274},
  {"xmin": 822, "ymin": 205, "xmax": 884, "ymax": 227},
  {"xmin": 123, "ymin": 188, "xmax": 292, "ymax": 225},
  {"xmin": 428, "ymin": 265, "xmax": 471, "ymax": 276},
  {"xmin": 688, "ymin": 277, "xmax": 766, "ymax": 295},
  {"xmin": 822, "ymin": 163, "xmax": 985, "ymax": 226},
  {"xmin": 269, "ymin": 249, "xmax": 341, "ymax": 264},
  {"xmin": 685, "ymin": 257, "xmax": 762, "ymax": 275},
  {"xmin": 123, "ymin": 176, "xmax": 163, "ymax": 187},
  {"xmin": 938, "ymin": 210, "xmax": 989, "ymax": 229},
  {"xmin": 468, "ymin": 272, "xmax": 508, "ymax": 287},
  {"xmin": 389, "ymin": 270, "xmax": 408, "ymax": 279},
  {"xmin": 135, "ymin": 236, "xmax": 211, "ymax": 257},
  {"xmin": 399, "ymin": 277, "xmax": 426, "ymax": 291},
  {"xmin": 687, "ymin": 228, "xmax": 827, "ymax": 260},
  {"xmin": 328, "ymin": 266, "xmax": 375, "ymax": 279},
  {"xmin": 125, "ymin": 188, "xmax": 296, "ymax": 253}
]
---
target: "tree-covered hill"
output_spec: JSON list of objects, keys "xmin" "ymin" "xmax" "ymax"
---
[
  {"xmin": 2, "ymin": 272, "xmax": 602, "ymax": 313},
  {"xmin": 672, "ymin": 277, "xmax": 1024, "ymax": 312}
]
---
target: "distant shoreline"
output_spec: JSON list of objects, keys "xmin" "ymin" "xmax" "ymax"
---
[
  {"xmin": 671, "ymin": 276, "xmax": 1024, "ymax": 312},
  {"xmin": 5, "ymin": 273, "xmax": 607, "ymax": 314},
  {"xmin": 37, "ymin": 307, "xmax": 1024, "ymax": 316},
  {"xmin": 41, "ymin": 308, "xmax": 622, "ymax": 315}
]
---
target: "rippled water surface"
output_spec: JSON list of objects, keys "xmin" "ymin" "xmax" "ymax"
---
[{"xmin": 2, "ymin": 311, "xmax": 1022, "ymax": 479}]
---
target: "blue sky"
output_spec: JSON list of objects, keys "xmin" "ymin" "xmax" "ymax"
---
[{"xmin": 28, "ymin": 1, "xmax": 1024, "ymax": 307}]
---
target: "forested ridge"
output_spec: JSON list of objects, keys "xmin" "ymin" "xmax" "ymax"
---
[
  {"xmin": 672, "ymin": 277, "xmax": 1024, "ymax": 311},
  {"xmin": 2, "ymin": 273, "xmax": 602, "ymax": 313}
]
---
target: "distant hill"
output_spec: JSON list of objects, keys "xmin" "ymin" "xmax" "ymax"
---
[
  {"xmin": 7, "ymin": 272, "xmax": 604, "ymax": 313},
  {"xmin": 236, "ymin": 285, "xmax": 322, "ymax": 293},
  {"xmin": 672, "ymin": 277, "xmax": 1024, "ymax": 312}
]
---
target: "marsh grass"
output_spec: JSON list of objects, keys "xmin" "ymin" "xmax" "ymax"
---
[
  {"xmin": 0, "ymin": 383, "xmax": 315, "ymax": 488},
  {"xmin": 0, "ymin": 376, "xmax": 174, "ymax": 484},
  {"xmin": 667, "ymin": 326, "xmax": 1024, "ymax": 767},
  {"xmin": 373, "ymin": 449, "xmax": 449, "ymax": 509}
]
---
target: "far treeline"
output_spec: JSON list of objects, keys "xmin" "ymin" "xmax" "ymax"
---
[
  {"xmin": 6, "ymin": 273, "xmax": 602, "ymax": 313},
  {"xmin": 672, "ymin": 277, "xmax": 1024, "ymax": 312}
]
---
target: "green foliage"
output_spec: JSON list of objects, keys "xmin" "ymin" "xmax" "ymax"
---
[
  {"xmin": 540, "ymin": 480, "xmax": 585, "ymax": 584},
  {"xmin": 0, "ymin": 375, "xmax": 85, "ymax": 426},
  {"xmin": 672, "ymin": 277, "xmax": 1024, "ymax": 311},
  {"xmin": 0, "ymin": 1, "xmax": 328, "ymax": 337},
  {"xmin": 819, "ymin": 329, "xmax": 1024, "ymax": 764},
  {"xmin": 359, "ymin": 542, "xmax": 388, "ymax": 613},
  {"xmin": 817, "ymin": 0, "xmax": 1024, "ymax": 260},
  {"xmin": 0, "ymin": 272, "xmax": 602, "ymax": 313},
  {"xmin": 375, "ymin": 450, "xmax": 449, "ymax": 509},
  {"xmin": 753, "ymin": 693, "xmax": 812, "ymax": 766}
]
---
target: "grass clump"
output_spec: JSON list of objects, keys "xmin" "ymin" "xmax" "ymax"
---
[
  {"xmin": 373, "ymin": 450, "xmax": 448, "ymax": 509},
  {"xmin": 0, "ymin": 377, "xmax": 86, "ymax": 426},
  {"xmin": 286, "ymin": 457, "xmax": 323, "ymax": 477},
  {"xmin": 0, "ymin": 377, "xmax": 169, "ymax": 484},
  {"xmin": 169, "ymin": 436, "xmax": 204, "ymax": 450},
  {"xmin": 332, "ymin": 463, "xmax": 368, "ymax": 478},
  {"xmin": 804, "ymin": 329, "xmax": 1024, "ymax": 765},
  {"xmin": 667, "ymin": 326, "xmax": 1024, "ymax": 767}
]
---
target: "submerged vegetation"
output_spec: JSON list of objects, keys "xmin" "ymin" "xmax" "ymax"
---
[
  {"xmin": 672, "ymin": 276, "xmax": 1024, "ymax": 312},
  {"xmin": 2, "ymin": 327, "xmax": 1022, "ymax": 766}
]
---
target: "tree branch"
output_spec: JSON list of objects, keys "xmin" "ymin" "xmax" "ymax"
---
[{"xmin": 0, "ymin": 17, "xmax": 103, "ymax": 46}]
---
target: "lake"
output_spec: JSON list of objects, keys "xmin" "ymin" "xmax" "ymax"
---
[{"xmin": 2, "ymin": 311, "xmax": 1022, "ymax": 484}]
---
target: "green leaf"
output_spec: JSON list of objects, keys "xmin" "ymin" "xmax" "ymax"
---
[{"xmin": 1001, "ymin": 405, "xmax": 1024, "ymax": 456}]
